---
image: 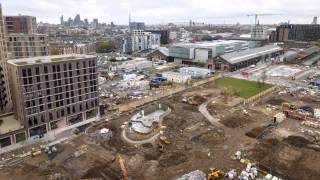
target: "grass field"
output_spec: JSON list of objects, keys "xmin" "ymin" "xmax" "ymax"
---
[{"xmin": 214, "ymin": 77, "xmax": 273, "ymax": 99}]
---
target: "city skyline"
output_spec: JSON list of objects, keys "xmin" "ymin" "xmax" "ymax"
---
[{"xmin": 1, "ymin": 0, "xmax": 320, "ymax": 25}]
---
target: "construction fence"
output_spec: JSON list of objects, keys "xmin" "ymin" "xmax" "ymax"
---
[
  {"xmin": 118, "ymin": 76, "xmax": 219, "ymax": 112},
  {"xmin": 242, "ymin": 86, "xmax": 278, "ymax": 105}
]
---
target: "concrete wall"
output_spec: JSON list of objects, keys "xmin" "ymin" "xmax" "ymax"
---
[{"xmin": 195, "ymin": 49, "xmax": 209, "ymax": 63}]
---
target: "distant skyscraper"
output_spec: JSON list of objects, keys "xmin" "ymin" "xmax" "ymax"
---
[
  {"xmin": 84, "ymin": 18, "xmax": 89, "ymax": 27},
  {"xmin": 68, "ymin": 17, "xmax": 73, "ymax": 26},
  {"xmin": 60, "ymin": 15, "xmax": 64, "ymax": 25},
  {"xmin": 92, "ymin": 19, "xmax": 98, "ymax": 28},
  {"xmin": 74, "ymin": 14, "xmax": 81, "ymax": 26},
  {"xmin": 312, "ymin": 17, "xmax": 318, "ymax": 25}
]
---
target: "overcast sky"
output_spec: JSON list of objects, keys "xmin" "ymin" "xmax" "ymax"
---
[{"xmin": 1, "ymin": 0, "xmax": 319, "ymax": 25}]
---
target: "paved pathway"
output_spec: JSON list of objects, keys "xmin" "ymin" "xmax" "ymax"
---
[{"xmin": 198, "ymin": 99, "xmax": 225, "ymax": 128}]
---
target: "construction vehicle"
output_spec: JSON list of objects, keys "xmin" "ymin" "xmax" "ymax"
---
[
  {"xmin": 207, "ymin": 168, "xmax": 225, "ymax": 180},
  {"xmin": 283, "ymin": 109, "xmax": 306, "ymax": 121},
  {"xmin": 182, "ymin": 96, "xmax": 203, "ymax": 106},
  {"xmin": 156, "ymin": 136, "xmax": 171, "ymax": 152},
  {"xmin": 282, "ymin": 102, "xmax": 296, "ymax": 110},
  {"xmin": 282, "ymin": 102, "xmax": 307, "ymax": 121},
  {"xmin": 117, "ymin": 154, "xmax": 128, "ymax": 180},
  {"xmin": 159, "ymin": 136, "xmax": 171, "ymax": 145}
]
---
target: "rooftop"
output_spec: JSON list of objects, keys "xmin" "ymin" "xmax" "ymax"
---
[
  {"xmin": 220, "ymin": 45, "xmax": 283, "ymax": 64},
  {"xmin": 8, "ymin": 54, "xmax": 96, "ymax": 66},
  {"xmin": 0, "ymin": 114, "xmax": 24, "ymax": 134},
  {"xmin": 172, "ymin": 40, "xmax": 249, "ymax": 49}
]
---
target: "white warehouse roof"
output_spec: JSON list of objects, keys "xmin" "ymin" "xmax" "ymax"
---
[{"xmin": 220, "ymin": 45, "xmax": 283, "ymax": 64}]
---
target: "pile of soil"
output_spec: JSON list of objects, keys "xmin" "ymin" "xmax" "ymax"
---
[
  {"xmin": 193, "ymin": 95, "xmax": 207, "ymax": 105},
  {"xmin": 221, "ymin": 113, "xmax": 253, "ymax": 128},
  {"xmin": 250, "ymin": 136, "xmax": 320, "ymax": 180},
  {"xmin": 159, "ymin": 151, "xmax": 188, "ymax": 167},
  {"xmin": 82, "ymin": 161, "xmax": 119, "ymax": 180},
  {"xmin": 284, "ymin": 136, "xmax": 312, "ymax": 147},
  {"xmin": 246, "ymin": 126, "xmax": 265, "ymax": 138},
  {"xmin": 300, "ymin": 96, "xmax": 320, "ymax": 104},
  {"xmin": 266, "ymin": 97, "xmax": 287, "ymax": 106}
]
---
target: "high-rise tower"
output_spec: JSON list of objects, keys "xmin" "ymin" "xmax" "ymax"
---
[{"xmin": 0, "ymin": 4, "xmax": 12, "ymax": 113}]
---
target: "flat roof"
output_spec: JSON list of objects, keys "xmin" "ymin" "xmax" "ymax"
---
[
  {"xmin": 0, "ymin": 114, "xmax": 24, "ymax": 134},
  {"xmin": 220, "ymin": 45, "xmax": 283, "ymax": 64},
  {"xmin": 172, "ymin": 40, "xmax": 248, "ymax": 49},
  {"xmin": 8, "ymin": 54, "xmax": 96, "ymax": 66}
]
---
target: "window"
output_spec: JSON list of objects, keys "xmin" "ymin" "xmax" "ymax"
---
[
  {"xmin": 22, "ymin": 69, "xmax": 26, "ymax": 77},
  {"xmin": 44, "ymin": 66, "xmax": 48, "ymax": 73},
  {"xmin": 27, "ymin": 68, "xmax": 32, "ymax": 76},
  {"xmin": 35, "ymin": 67, "xmax": 39, "ymax": 75}
]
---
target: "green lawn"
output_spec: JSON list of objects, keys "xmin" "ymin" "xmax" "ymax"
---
[{"xmin": 214, "ymin": 77, "xmax": 273, "ymax": 99}]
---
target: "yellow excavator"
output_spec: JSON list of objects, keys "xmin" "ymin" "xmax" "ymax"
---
[
  {"xmin": 117, "ymin": 154, "xmax": 128, "ymax": 180},
  {"xmin": 207, "ymin": 168, "xmax": 225, "ymax": 180}
]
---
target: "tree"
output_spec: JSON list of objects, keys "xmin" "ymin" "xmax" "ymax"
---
[{"xmin": 96, "ymin": 41, "xmax": 116, "ymax": 53}]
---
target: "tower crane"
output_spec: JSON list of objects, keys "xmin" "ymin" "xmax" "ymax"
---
[{"xmin": 247, "ymin": 13, "xmax": 280, "ymax": 25}]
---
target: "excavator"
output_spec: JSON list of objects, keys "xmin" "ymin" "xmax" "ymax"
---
[
  {"xmin": 157, "ymin": 136, "xmax": 171, "ymax": 152},
  {"xmin": 207, "ymin": 168, "xmax": 225, "ymax": 180},
  {"xmin": 117, "ymin": 154, "xmax": 128, "ymax": 180}
]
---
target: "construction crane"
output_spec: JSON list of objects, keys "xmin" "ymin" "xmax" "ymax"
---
[
  {"xmin": 247, "ymin": 13, "xmax": 280, "ymax": 25},
  {"xmin": 117, "ymin": 154, "xmax": 128, "ymax": 180}
]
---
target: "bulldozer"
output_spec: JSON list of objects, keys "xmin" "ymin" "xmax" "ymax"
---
[{"xmin": 207, "ymin": 168, "xmax": 225, "ymax": 180}]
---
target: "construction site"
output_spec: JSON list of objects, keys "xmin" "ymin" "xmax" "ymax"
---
[{"xmin": 0, "ymin": 75, "xmax": 319, "ymax": 180}]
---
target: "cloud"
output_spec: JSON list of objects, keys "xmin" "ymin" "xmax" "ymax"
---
[{"xmin": 0, "ymin": 0, "xmax": 319, "ymax": 24}]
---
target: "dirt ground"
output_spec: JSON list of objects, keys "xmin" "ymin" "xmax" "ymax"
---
[
  {"xmin": 1, "ymin": 83, "xmax": 320, "ymax": 180},
  {"xmin": 249, "ymin": 136, "xmax": 320, "ymax": 180}
]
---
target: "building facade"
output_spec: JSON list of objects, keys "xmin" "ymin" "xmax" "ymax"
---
[
  {"xmin": 169, "ymin": 40, "xmax": 260, "ymax": 66},
  {"xmin": 4, "ymin": 15, "xmax": 37, "ymax": 34},
  {"xmin": 129, "ymin": 22, "xmax": 145, "ymax": 31},
  {"xmin": 276, "ymin": 24, "xmax": 320, "ymax": 42},
  {"xmin": 6, "ymin": 33, "xmax": 49, "ymax": 59},
  {"xmin": 7, "ymin": 54, "xmax": 99, "ymax": 137},
  {"xmin": 0, "ymin": 5, "xmax": 12, "ymax": 114},
  {"xmin": 123, "ymin": 30, "xmax": 160, "ymax": 53},
  {"xmin": 147, "ymin": 29, "xmax": 169, "ymax": 44}
]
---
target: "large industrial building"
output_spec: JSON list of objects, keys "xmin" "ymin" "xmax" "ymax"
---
[
  {"xmin": 6, "ymin": 33, "xmax": 49, "ymax": 58},
  {"xmin": 214, "ymin": 45, "xmax": 283, "ymax": 71},
  {"xmin": 274, "ymin": 24, "xmax": 320, "ymax": 42},
  {"xmin": 7, "ymin": 54, "xmax": 99, "ymax": 138},
  {"xmin": 169, "ymin": 40, "xmax": 260, "ymax": 66}
]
